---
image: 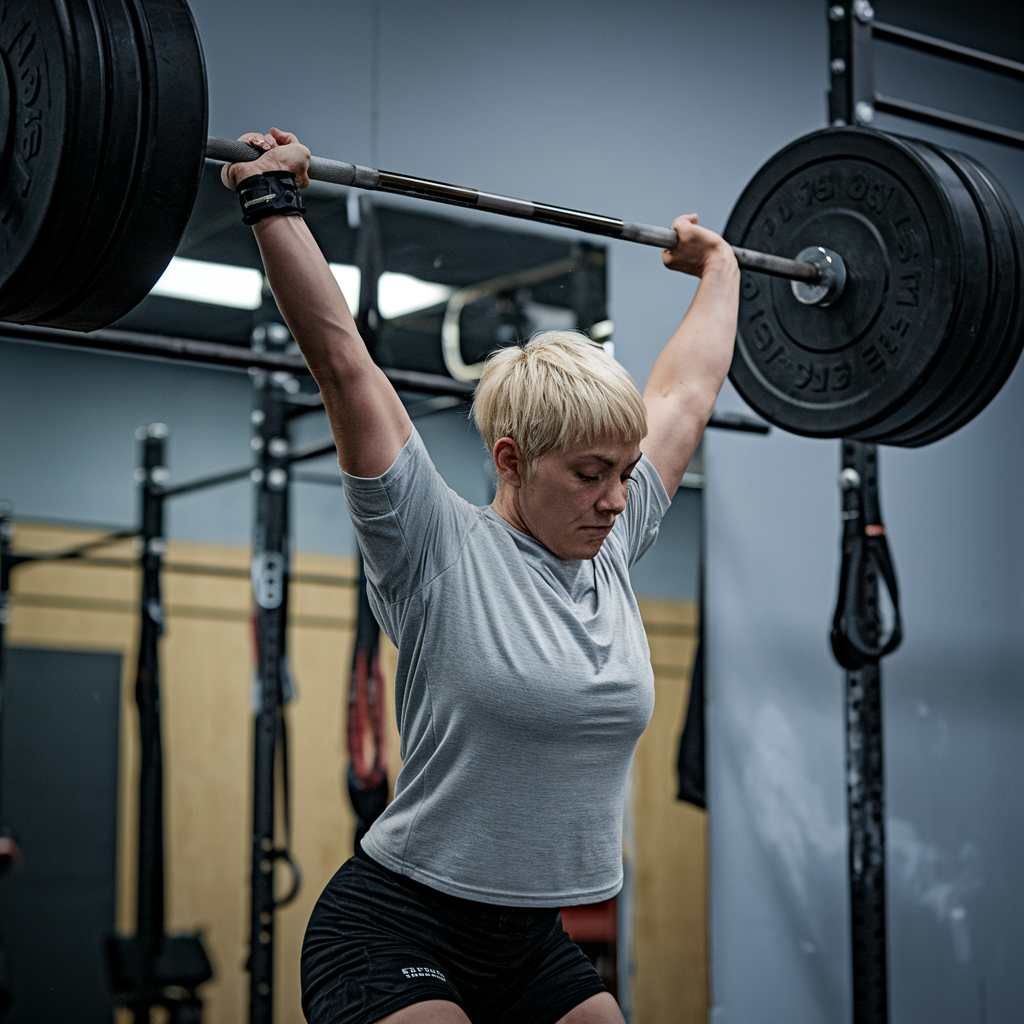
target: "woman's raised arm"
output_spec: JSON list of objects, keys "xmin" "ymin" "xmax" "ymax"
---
[
  {"xmin": 641, "ymin": 215, "xmax": 740, "ymax": 498},
  {"xmin": 222, "ymin": 128, "xmax": 411, "ymax": 478}
]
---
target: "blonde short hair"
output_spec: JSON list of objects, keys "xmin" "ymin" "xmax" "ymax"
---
[{"xmin": 471, "ymin": 331, "xmax": 647, "ymax": 462}]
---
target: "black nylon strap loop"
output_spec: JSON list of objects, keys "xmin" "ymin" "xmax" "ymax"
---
[{"xmin": 831, "ymin": 473, "xmax": 903, "ymax": 669}]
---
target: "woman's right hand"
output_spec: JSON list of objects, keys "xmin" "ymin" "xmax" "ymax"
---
[{"xmin": 220, "ymin": 127, "xmax": 311, "ymax": 191}]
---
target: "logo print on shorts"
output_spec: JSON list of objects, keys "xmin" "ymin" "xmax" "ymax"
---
[{"xmin": 401, "ymin": 966, "xmax": 447, "ymax": 983}]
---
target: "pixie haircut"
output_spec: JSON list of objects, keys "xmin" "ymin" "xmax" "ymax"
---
[{"xmin": 472, "ymin": 331, "xmax": 647, "ymax": 463}]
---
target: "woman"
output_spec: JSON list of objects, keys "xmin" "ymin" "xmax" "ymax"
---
[{"xmin": 223, "ymin": 128, "xmax": 739, "ymax": 1024}]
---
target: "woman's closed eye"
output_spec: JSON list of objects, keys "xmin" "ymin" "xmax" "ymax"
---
[{"xmin": 577, "ymin": 471, "xmax": 632, "ymax": 483}]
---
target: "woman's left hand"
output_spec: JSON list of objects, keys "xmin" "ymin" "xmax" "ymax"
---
[{"xmin": 661, "ymin": 214, "xmax": 737, "ymax": 278}]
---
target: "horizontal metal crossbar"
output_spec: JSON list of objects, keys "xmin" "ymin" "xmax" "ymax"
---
[
  {"xmin": 873, "ymin": 21, "xmax": 1024, "ymax": 83},
  {"xmin": 17, "ymin": 554, "xmax": 359, "ymax": 588},
  {"xmin": 874, "ymin": 94, "xmax": 1024, "ymax": 150},
  {"xmin": 0, "ymin": 322, "xmax": 473, "ymax": 396}
]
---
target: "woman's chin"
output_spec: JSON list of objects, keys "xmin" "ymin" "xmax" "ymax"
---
[{"xmin": 558, "ymin": 533, "xmax": 609, "ymax": 561}]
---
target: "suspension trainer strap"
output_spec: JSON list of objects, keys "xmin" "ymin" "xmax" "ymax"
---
[{"xmin": 831, "ymin": 453, "xmax": 903, "ymax": 669}]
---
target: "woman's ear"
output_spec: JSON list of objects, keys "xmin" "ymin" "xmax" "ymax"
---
[{"xmin": 493, "ymin": 437, "xmax": 526, "ymax": 488}]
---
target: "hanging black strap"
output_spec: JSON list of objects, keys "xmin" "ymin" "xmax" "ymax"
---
[
  {"xmin": 831, "ymin": 461, "xmax": 903, "ymax": 670},
  {"xmin": 272, "ymin": 707, "xmax": 301, "ymax": 908},
  {"xmin": 676, "ymin": 638, "xmax": 706, "ymax": 808}
]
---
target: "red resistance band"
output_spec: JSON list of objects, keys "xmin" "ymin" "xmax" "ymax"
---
[{"xmin": 348, "ymin": 561, "xmax": 389, "ymax": 792}]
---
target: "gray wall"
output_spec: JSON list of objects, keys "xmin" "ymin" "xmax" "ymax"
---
[
  {"xmin": 2, "ymin": 0, "xmax": 1022, "ymax": 1020},
  {"xmin": 0, "ymin": 338, "xmax": 511, "ymax": 552},
  {"xmin": 706, "ymin": 372, "xmax": 1024, "ymax": 1024},
  {"xmin": 702, "ymin": 18, "xmax": 1024, "ymax": 1024},
  {"xmin": 0, "ymin": 338, "xmax": 699, "ymax": 598}
]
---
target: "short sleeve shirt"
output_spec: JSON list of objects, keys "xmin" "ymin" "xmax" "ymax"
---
[{"xmin": 342, "ymin": 427, "xmax": 670, "ymax": 906}]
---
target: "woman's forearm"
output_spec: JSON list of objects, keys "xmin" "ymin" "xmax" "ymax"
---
[
  {"xmin": 253, "ymin": 214, "xmax": 365, "ymax": 378},
  {"xmin": 224, "ymin": 129, "xmax": 411, "ymax": 476},
  {"xmin": 645, "ymin": 249, "xmax": 739, "ymax": 419},
  {"xmin": 641, "ymin": 224, "xmax": 740, "ymax": 495}
]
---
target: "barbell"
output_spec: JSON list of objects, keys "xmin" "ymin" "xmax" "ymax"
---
[{"xmin": 2, "ymin": 0, "xmax": 1022, "ymax": 447}]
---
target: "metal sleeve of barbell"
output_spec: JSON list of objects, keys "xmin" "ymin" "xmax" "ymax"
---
[
  {"xmin": 207, "ymin": 137, "xmax": 823, "ymax": 282},
  {"xmin": 731, "ymin": 247, "xmax": 823, "ymax": 282}
]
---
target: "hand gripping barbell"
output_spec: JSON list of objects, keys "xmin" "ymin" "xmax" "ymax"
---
[{"xmin": 2, "ymin": 0, "xmax": 1022, "ymax": 446}]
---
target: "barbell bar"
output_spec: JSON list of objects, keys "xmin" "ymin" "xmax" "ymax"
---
[
  {"xmin": 204, "ymin": 138, "xmax": 830, "ymax": 288},
  {"xmin": 3, "ymin": 0, "xmax": 1022, "ymax": 449}
]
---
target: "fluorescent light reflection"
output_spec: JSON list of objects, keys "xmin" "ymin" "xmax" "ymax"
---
[
  {"xmin": 152, "ymin": 257, "xmax": 453, "ymax": 319},
  {"xmin": 329, "ymin": 265, "xmax": 454, "ymax": 319},
  {"xmin": 379, "ymin": 273, "xmax": 454, "ymax": 319},
  {"xmin": 328, "ymin": 264, "xmax": 362, "ymax": 310},
  {"xmin": 150, "ymin": 257, "xmax": 264, "ymax": 310}
]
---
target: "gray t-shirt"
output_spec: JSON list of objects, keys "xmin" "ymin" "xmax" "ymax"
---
[{"xmin": 342, "ymin": 427, "xmax": 670, "ymax": 906}]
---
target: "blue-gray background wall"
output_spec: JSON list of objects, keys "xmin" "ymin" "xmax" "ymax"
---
[{"xmin": 1, "ymin": 1, "xmax": 1022, "ymax": 1021}]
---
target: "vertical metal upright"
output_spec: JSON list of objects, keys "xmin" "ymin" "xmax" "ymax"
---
[
  {"xmin": 571, "ymin": 241, "xmax": 609, "ymax": 337},
  {"xmin": 113, "ymin": 424, "xmax": 213, "ymax": 1023},
  {"xmin": 345, "ymin": 197, "xmax": 391, "ymax": 848},
  {"xmin": 0, "ymin": 504, "xmax": 15, "ymax": 856},
  {"xmin": 0, "ymin": 503, "xmax": 21, "ymax": 1017},
  {"xmin": 355, "ymin": 196, "xmax": 383, "ymax": 361},
  {"xmin": 827, "ymin": 7, "xmax": 894, "ymax": 1021},
  {"xmin": 133, "ymin": 423, "xmax": 170, "ymax": 1022},
  {"xmin": 827, "ymin": 0, "xmax": 876, "ymax": 128},
  {"xmin": 93, "ymin": 426, "xmax": 213, "ymax": 1020},
  {"xmin": 832, "ymin": 440, "xmax": 902, "ymax": 1024},
  {"xmin": 0, "ymin": 505, "xmax": 11, "ymax": 736},
  {"xmin": 248, "ymin": 328, "xmax": 300, "ymax": 1024}
]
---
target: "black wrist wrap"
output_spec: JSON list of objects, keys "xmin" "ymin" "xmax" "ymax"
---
[{"xmin": 237, "ymin": 171, "xmax": 306, "ymax": 225}]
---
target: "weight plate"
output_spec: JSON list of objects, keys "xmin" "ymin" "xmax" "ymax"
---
[
  {"xmin": 725, "ymin": 127, "xmax": 964, "ymax": 441},
  {"xmin": 0, "ymin": 0, "xmax": 110, "ymax": 320},
  {"xmin": 0, "ymin": 29, "xmax": 11, "ymax": 181},
  {"xmin": 9, "ymin": 0, "xmax": 147, "ymax": 324},
  {"xmin": 853, "ymin": 136, "xmax": 989, "ymax": 443},
  {"xmin": 891, "ymin": 146, "xmax": 1024, "ymax": 447},
  {"xmin": 38, "ymin": 0, "xmax": 207, "ymax": 330}
]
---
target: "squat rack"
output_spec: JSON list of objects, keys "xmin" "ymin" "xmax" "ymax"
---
[{"xmin": 825, "ymin": 6, "xmax": 1022, "ymax": 1024}]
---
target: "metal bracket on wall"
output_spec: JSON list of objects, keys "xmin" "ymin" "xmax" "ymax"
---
[{"xmin": 828, "ymin": 1, "xmax": 1024, "ymax": 148}]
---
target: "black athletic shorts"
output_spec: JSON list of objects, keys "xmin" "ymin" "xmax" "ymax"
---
[{"xmin": 300, "ymin": 845, "xmax": 609, "ymax": 1024}]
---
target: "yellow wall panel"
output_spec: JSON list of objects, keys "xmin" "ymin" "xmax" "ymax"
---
[
  {"xmin": 6, "ymin": 525, "xmax": 705, "ymax": 1024},
  {"xmin": 633, "ymin": 598, "xmax": 706, "ymax": 1024}
]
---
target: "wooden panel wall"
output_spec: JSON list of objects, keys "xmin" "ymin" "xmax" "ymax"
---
[
  {"xmin": 634, "ymin": 597, "xmax": 706, "ymax": 1024},
  {"xmin": 5, "ymin": 523, "xmax": 703, "ymax": 1024}
]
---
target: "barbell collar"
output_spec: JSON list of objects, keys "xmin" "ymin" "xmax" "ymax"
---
[
  {"xmin": 790, "ymin": 246, "xmax": 848, "ymax": 304},
  {"xmin": 205, "ymin": 138, "xmax": 824, "ymax": 286}
]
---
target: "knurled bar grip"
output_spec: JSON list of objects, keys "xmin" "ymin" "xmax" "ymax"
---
[{"xmin": 206, "ymin": 137, "xmax": 822, "ymax": 284}]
